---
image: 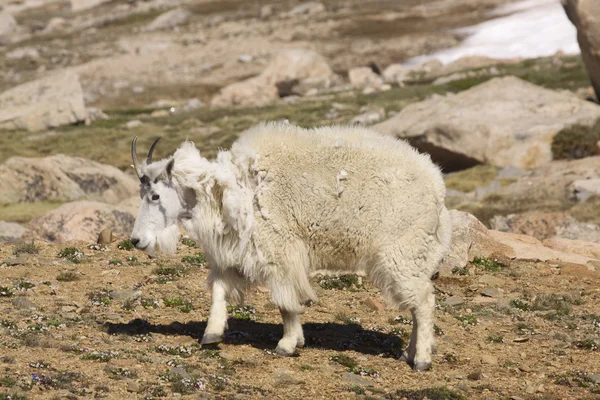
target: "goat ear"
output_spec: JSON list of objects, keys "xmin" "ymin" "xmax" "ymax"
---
[{"xmin": 166, "ymin": 158, "xmax": 175, "ymax": 178}]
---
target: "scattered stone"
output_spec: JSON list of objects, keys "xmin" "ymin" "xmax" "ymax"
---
[
  {"xmin": 260, "ymin": 4, "xmax": 274, "ymax": 18},
  {"xmin": 382, "ymin": 64, "xmax": 407, "ymax": 85},
  {"xmin": 85, "ymin": 107, "xmax": 109, "ymax": 124},
  {"xmin": 0, "ymin": 71, "xmax": 88, "ymax": 132},
  {"xmin": 568, "ymin": 179, "xmax": 600, "ymax": 202},
  {"xmin": 364, "ymin": 296, "xmax": 385, "ymax": 312},
  {"xmin": 348, "ymin": 67, "xmax": 387, "ymax": 93},
  {"xmin": 29, "ymin": 201, "xmax": 136, "ymax": 243},
  {"xmin": 351, "ymin": 108, "xmax": 385, "ymax": 125},
  {"xmin": 481, "ymin": 287, "xmax": 503, "ymax": 298},
  {"xmin": 97, "ymin": 229, "xmax": 112, "ymax": 245},
  {"xmin": 589, "ymin": 374, "xmax": 600, "ymax": 384},
  {"xmin": 12, "ymin": 297, "xmax": 38, "ymax": 310},
  {"xmin": 0, "ymin": 154, "xmax": 138, "ymax": 205},
  {"xmin": 0, "ymin": 221, "xmax": 26, "ymax": 244},
  {"xmin": 445, "ymin": 296, "xmax": 465, "ymax": 307},
  {"xmin": 480, "ymin": 354, "xmax": 498, "ymax": 365},
  {"xmin": 6, "ymin": 47, "xmax": 40, "ymax": 60},
  {"xmin": 467, "ymin": 370, "xmax": 482, "ymax": 380},
  {"xmin": 374, "ymin": 76, "xmax": 600, "ymax": 171},
  {"xmin": 70, "ymin": 0, "xmax": 111, "ymax": 12},
  {"xmin": 287, "ymin": 2, "xmax": 325, "ymax": 16},
  {"xmin": 150, "ymin": 110, "xmax": 169, "ymax": 118},
  {"xmin": 341, "ymin": 372, "xmax": 373, "ymax": 387},
  {"xmin": 478, "ymin": 274, "xmax": 505, "ymax": 287},
  {"xmin": 125, "ymin": 120, "xmax": 143, "ymax": 129},
  {"xmin": 559, "ymin": 263, "xmax": 599, "ymax": 279},
  {"xmin": 238, "ymin": 54, "xmax": 253, "ymax": 63},
  {"xmin": 212, "ymin": 49, "xmax": 338, "ymax": 107},
  {"xmin": 513, "ymin": 337, "xmax": 529, "ymax": 343},
  {"xmin": 109, "ymin": 290, "xmax": 141, "ymax": 302},
  {"xmin": 170, "ymin": 367, "xmax": 191, "ymax": 380},
  {"xmin": 471, "ymin": 296, "xmax": 499, "ymax": 304},
  {"xmin": 101, "ymin": 269, "xmax": 120, "ymax": 276},
  {"xmin": 143, "ymin": 8, "xmax": 191, "ymax": 32},
  {"xmin": 183, "ymin": 98, "xmax": 204, "ymax": 112},
  {"xmin": 43, "ymin": 17, "xmax": 68, "ymax": 33},
  {"xmin": 2, "ymin": 258, "xmax": 28, "ymax": 266},
  {"xmin": 273, "ymin": 368, "xmax": 302, "ymax": 386}
]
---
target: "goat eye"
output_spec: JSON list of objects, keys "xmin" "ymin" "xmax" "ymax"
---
[{"xmin": 151, "ymin": 194, "xmax": 160, "ymax": 201}]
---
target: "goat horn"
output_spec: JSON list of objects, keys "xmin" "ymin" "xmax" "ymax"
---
[
  {"xmin": 146, "ymin": 137, "xmax": 161, "ymax": 163},
  {"xmin": 131, "ymin": 136, "xmax": 142, "ymax": 180}
]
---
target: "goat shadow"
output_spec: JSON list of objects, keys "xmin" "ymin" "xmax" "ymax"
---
[{"xmin": 103, "ymin": 318, "xmax": 406, "ymax": 357}]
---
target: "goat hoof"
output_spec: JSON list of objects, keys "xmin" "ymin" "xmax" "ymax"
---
[
  {"xmin": 200, "ymin": 333, "xmax": 223, "ymax": 346},
  {"xmin": 413, "ymin": 361, "xmax": 432, "ymax": 372},
  {"xmin": 296, "ymin": 338, "xmax": 305, "ymax": 348},
  {"xmin": 275, "ymin": 345, "xmax": 295, "ymax": 356}
]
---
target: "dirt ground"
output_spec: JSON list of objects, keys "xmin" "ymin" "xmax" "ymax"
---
[{"xmin": 1, "ymin": 239, "xmax": 599, "ymax": 400}]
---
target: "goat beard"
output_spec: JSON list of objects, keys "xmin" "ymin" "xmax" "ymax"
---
[{"xmin": 156, "ymin": 224, "xmax": 181, "ymax": 254}]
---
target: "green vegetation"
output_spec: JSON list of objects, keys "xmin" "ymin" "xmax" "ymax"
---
[
  {"xmin": 0, "ymin": 286, "xmax": 14, "ymax": 297},
  {"xmin": 454, "ymin": 314, "xmax": 477, "ymax": 326},
  {"xmin": 88, "ymin": 289, "xmax": 111, "ymax": 306},
  {"xmin": 13, "ymin": 240, "xmax": 40, "ymax": 256},
  {"xmin": 117, "ymin": 239, "xmax": 134, "ymax": 250},
  {"xmin": 487, "ymin": 334, "xmax": 504, "ymax": 343},
  {"xmin": 181, "ymin": 252, "xmax": 205, "ymax": 265},
  {"xmin": 472, "ymin": 256, "xmax": 505, "ymax": 272},
  {"xmin": 0, "ymin": 202, "xmax": 63, "ymax": 223},
  {"xmin": 330, "ymin": 353, "xmax": 379, "ymax": 377},
  {"xmin": 552, "ymin": 119, "xmax": 600, "ymax": 160},
  {"xmin": 57, "ymin": 247, "xmax": 85, "ymax": 263},
  {"xmin": 391, "ymin": 387, "xmax": 467, "ymax": 400},
  {"xmin": 181, "ymin": 238, "xmax": 197, "ymax": 247},
  {"xmin": 445, "ymin": 165, "xmax": 498, "ymax": 193},
  {"xmin": 227, "ymin": 305, "xmax": 256, "ymax": 320},
  {"xmin": 56, "ymin": 271, "xmax": 79, "ymax": 282},
  {"xmin": 317, "ymin": 274, "xmax": 363, "ymax": 291}
]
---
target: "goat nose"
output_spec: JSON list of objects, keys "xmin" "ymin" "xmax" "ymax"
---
[{"xmin": 130, "ymin": 238, "xmax": 140, "ymax": 246}]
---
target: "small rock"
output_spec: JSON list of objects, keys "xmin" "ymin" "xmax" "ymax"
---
[
  {"xmin": 351, "ymin": 108, "xmax": 386, "ymax": 125},
  {"xmin": 6, "ymin": 47, "xmax": 40, "ymax": 60},
  {"xmin": 125, "ymin": 120, "xmax": 143, "ymax": 129},
  {"xmin": 101, "ymin": 269, "xmax": 120, "ymax": 276},
  {"xmin": 12, "ymin": 297, "xmax": 38, "ymax": 310},
  {"xmin": 481, "ymin": 287, "xmax": 503, "ymax": 298},
  {"xmin": 143, "ymin": 8, "xmax": 192, "ymax": 32},
  {"xmin": 341, "ymin": 372, "xmax": 373, "ymax": 387},
  {"xmin": 560, "ymin": 263, "xmax": 599, "ymax": 279},
  {"xmin": 288, "ymin": 2, "xmax": 325, "ymax": 16},
  {"xmin": 363, "ymin": 296, "xmax": 385, "ymax": 312},
  {"xmin": 471, "ymin": 296, "xmax": 499, "ymax": 304},
  {"xmin": 260, "ymin": 4, "xmax": 273, "ymax": 18},
  {"xmin": 2, "ymin": 258, "xmax": 27, "ymax": 266},
  {"xmin": 587, "ymin": 374, "xmax": 600, "ymax": 384},
  {"xmin": 513, "ymin": 337, "xmax": 529, "ymax": 343},
  {"xmin": 170, "ymin": 367, "xmax": 191, "ymax": 380},
  {"xmin": 445, "ymin": 296, "xmax": 465, "ymax": 306},
  {"xmin": 467, "ymin": 370, "xmax": 482, "ymax": 380},
  {"xmin": 183, "ymin": 98, "xmax": 204, "ymax": 111},
  {"xmin": 150, "ymin": 110, "xmax": 169, "ymax": 118},
  {"xmin": 273, "ymin": 368, "xmax": 302, "ymax": 386},
  {"xmin": 97, "ymin": 229, "xmax": 112, "ymax": 245},
  {"xmin": 109, "ymin": 290, "xmax": 141, "ymax": 302},
  {"xmin": 238, "ymin": 54, "xmax": 253, "ymax": 63},
  {"xmin": 480, "ymin": 354, "xmax": 498, "ymax": 365},
  {"xmin": 127, "ymin": 381, "xmax": 142, "ymax": 393},
  {"xmin": 478, "ymin": 274, "xmax": 505, "ymax": 287}
]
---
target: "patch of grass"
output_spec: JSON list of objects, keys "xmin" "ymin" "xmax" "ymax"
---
[
  {"xmin": 57, "ymin": 247, "xmax": 85, "ymax": 263},
  {"xmin": 181, "ymin": 238, "xmax": 196, "ymax": 247},
  {"xmin": 472, "ymin": 256, "xmax": 504, "ymax": 273},
  {"xmin": 300, "ymin": 364, "xmax": 314, "ymax": 371},
  {"xmin": 117, "ymin": 239, "xmax": 134, "ymax": 250},
  {"xmin": 335, "ymin": 312, "xmax": 361, "ymax": 325},
  {"xmin": 510, "ymin": 299, "xmax": 532, "ymax": 311},
  {"xmin": 0, "ymin": 377, "xmax": 16, "ymax": 387},
  {"xmin": 487, "ymin": 334, "xmax": 504, "ymax": 343},
  {"xmin": 181, "ymin": 252, "xmax": 205, "ymax": 265},
  {"xmin": 552, "ymin": 119, "xmax": 600, "ymax": 160},
  {"xmin": 108, "ymin": 259, "xmax": 123, "ymax": 266},
  {"xmin": 0, "ymin": 202, "xmax": 63, "ymax": 223},
  {"xmin": 330, "ymin": 353, "xmax": 379, "ymax": 377},
  {"xmin": 391, "ymin": 386, "xmax": 467, "ymax": 400},
  {"xmin": 317, "ymin": 274, "xmax": 363, "ymax": 291},
  {"xmin": 156, "ymin": 344, "xmax": 197, "ymax": 357},
  {"xmin": 14, "ymin": 278, "xmax": 35, "ymax": 290},
  {"xmin": 554, "ymin": 370, "xmax": 600, "ymax": 394},
  {"xmin": 141, "ymin": 297, "xmax": 159, "ymax": 309},
  {"xmin": 163, "ymin": 297, "xmax": 184, "ymax": 307},
  {"xmin": 573, "ymin": 338, "xmax": 599, "ymax": 352},
  {"xmin": 445, "ymin": 165, "xmax": 498, "ymax": 193},
  {"xmin": 0, "ymin": 393, "xmax": 27, "ymax": 400},
  {"xmin": 88, "ymin": 289, "xmax": 112, "ymax": 306},
  {"xmin": 227, "ymin": 305, "xmax": 256, "ymax": 320},
  {"xmin": 442, "ymin": 353, "xmax": 458, "ymax": 363},
  {"xmin": 348, "ymin": 385, "xmax": 366, "ymax": 395},
  {"xmin": 454, "ymin": 314, "xmax": 477, "ymax": 326},
  {"xmin": 125, "ymin": 255, "xmax": 138, "ymax": 264},
  {"xmin": 451, "ymin": 266, "xmax": 469, "ymax": 276},
  {"xmin": 0, "ymin": 286, "xmax": 14, "ymax": 297},
  {"xmin": 81, "ymin": 350, "xmax": 119, "ymax": 362},
  {"xmin": 56, "ymin": 271, "xmax": 79, "ymax": 282},
  {"xmin": 390, "ymin": 315, "xmax": 412, "ymax": 325},
  {"xmin": 13, "ymin": 240, "xmax": 40, "ymax": 256},
  {"xmin": 153, "ymin": 264, "xmax": 188, "ymax": 283}
]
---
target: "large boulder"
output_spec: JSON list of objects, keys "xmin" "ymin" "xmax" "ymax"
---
[
  {"xmin": 374, "ymin": 76, "xmax": 600, "ymax": 171},
  {"xmin": 211, "ymin": 49, "xmax": 338, "ymax": 107},
  {"xmin": 562, "ymin": 0, "xmax": 600, "ymax": 100},
  {"xmin": 0, "ymin": 221, "xmax": 26, "ymax": 244},
  {"xmin": 441, "ymin": 210, "xmax": 600, "ymax": 275},
  {"xmin": 0, "ymin": 155, "xmax": 138, "ymax": 205},
  {"xmin": 28, "ymin": 201, "xmax": 135, "ymax": 243},
  {"xmin": 0, "ymin": 72, "xmax": 88, "ymax": 132},
  {"xmin": 0, "ymin": 12, "xmax": 17, "ymax": 44}
]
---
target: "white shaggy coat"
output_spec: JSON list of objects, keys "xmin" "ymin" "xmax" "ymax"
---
[{"xmin": 135, "ymin": 122, "xmax": 452, "ymax": 370}]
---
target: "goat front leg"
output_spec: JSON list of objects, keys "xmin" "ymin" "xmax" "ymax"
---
[
  {"xmin": 201, "ymin": 273, "xmax": 228, "ymax": 346},
  {"xmin": 275, "ymin": 309, "xmax": 304, "ymax": 356}
]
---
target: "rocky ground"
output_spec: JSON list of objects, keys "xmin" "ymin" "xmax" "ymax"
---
[{"xmin": 2, "ymin": 0, "xmax": 600, "ymax": 399}]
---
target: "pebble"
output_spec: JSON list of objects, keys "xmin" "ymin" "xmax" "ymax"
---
[
  {"xmin": 589, "ymin": 374, "xmax": 600, "ymax": 384},
  {"xmin": 479, "ymin": 274, "xmax": 505, "ymax": 287},
  {"xmin": 481, "ymin": 287, "xmax": 503, "ymax": 298},
  {"xmin": 480, "ymin": 354, "xmax": 498, "ymax": 365},
  {"xmin": 364, "ymin": 296, "xmax": 385, "ymax": 312},
  {"xmin": 170, "ymin": 367, "xmax": 191, "ymax": 380},
  {"xmin": 341, "ymin": 372, "xmax": 373, "ymax": 387},
  {"xmin": 2, "ymin": 258, "xmax": 27, "ymax": 266},
  {"xmin": 273, "ymin": 368, "xmax": 302, "ymax": 386},
  {"xmin": 12, "ymin": 297, "xmax": 38, "ymax": 310},
  {"xmin": 445, "ymin": 296, "xmax": 465, "ymax": 306},
  {"xmin": 125, "ymin": 120, "xmax": 143, "ymax": 129},
  {"xmin": 109, "ymin": 290, "xmax": 141, "ymax": 301}
]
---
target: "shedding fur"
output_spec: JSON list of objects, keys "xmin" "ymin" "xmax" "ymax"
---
[{"xmin": 130, "ymin": 122, "xmax": 452, "ymax": 369}]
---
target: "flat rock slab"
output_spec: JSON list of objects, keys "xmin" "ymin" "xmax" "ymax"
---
[
  {"xmin": 375, "ymin": 76, "xmax": 600, "ymax": 170},
  {"xmin": 341, "ymin": 372, "xmax": 373, "ymax": 387}
]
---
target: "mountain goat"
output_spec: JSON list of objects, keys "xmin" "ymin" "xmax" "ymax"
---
[{"xmin": 130, "ymin": 122, "xmax": 452, "ymax": 371}]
